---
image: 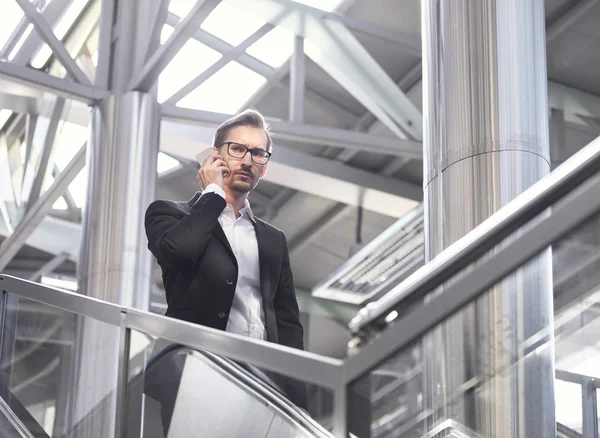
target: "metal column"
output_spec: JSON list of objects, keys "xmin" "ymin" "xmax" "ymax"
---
[
  {"xmin": 422, "ymin": 1, "xmax": 556, "ymax": 437},
  {"xmin": 65, "ymin": 0, "xmax": 163, "ymax": 436}
]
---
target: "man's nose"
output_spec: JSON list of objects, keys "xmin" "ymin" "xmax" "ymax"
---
[{"xmin": 241, "ymin": 151, "xmax": 253, "ymax": 165}]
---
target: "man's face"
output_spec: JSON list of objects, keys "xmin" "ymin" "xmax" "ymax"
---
[{"xmin": 215, "ymin": 125, "xmax": 269, "ymax": 194}]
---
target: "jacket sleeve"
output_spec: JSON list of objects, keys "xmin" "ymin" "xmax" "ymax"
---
[
  {"xmin": 273, "ymin": 231, "xmax": 308, "ymax": 409},
  {"xmin": 144, "ymin": 193, "xmax": 226, "ymax": 267}
]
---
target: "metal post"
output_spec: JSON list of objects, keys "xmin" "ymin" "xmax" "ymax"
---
[
  {"xmin": 290, "ymin": 35, "xmax": 305, "ymax": 123},
  {"xmin": 422, "ymin": 1, "xmax": 555, "ymax": 437},
  {"xmin": 582, "ymin": 377, "xmax": 598, "ymax": 438},
  {"xmin": 114, "ymin": 312, "xmax": 131, "ymax": 438},
  {"xmin": 332, "ymin": 384, "xmax": 349, "ymax": 438}
]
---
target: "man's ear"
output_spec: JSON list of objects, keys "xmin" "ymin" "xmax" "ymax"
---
[{"xmin": 259, "ymin": 163, "xmax": 268, "ymax": 178}]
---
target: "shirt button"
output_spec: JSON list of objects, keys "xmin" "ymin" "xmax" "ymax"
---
[
  {"xmin": 218, "ymin": 312, "xmax": 226, "ymax": 319},
  {"xmin": 226, "ymin": 279, "xmax": 233, "ymax": 285}
]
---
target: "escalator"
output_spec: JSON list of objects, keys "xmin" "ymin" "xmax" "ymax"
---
[
  {"xmin": 137, "ymin": 341, "xmax": 331, "ymax": 438},
  {"xmin": 0, "ymin": 316, "xmax": 331, "ymax": 438}
]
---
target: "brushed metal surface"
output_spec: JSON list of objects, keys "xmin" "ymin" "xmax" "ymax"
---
[{"xmin": 422, "ymin": 1, "xmax": 556, "ymax": 436}]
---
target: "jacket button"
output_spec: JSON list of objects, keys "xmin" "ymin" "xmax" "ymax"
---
[
  {"xmin": 218, "ymin": 312, "xmax": 226, "ymax": 319},
  {"xmin": 226, "ymin": 279, "xmax": 233, "ymax": 285}
]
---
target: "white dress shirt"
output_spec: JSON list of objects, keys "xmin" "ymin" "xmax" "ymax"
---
[{"xmin": 202, "ymin": 183, "xmax": 267, "ymax": 340}]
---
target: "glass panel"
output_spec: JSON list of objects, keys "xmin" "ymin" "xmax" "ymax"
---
[
  {"xmin": 291, "ymin": 0, "xmax": 345, "ymax": 11},
  {"xmin": 246, "ymin": 26, "xmax": 294, "ymax": 68},
  {"xmin": 0, "ymin": 294, "xmax": 120, "ymax": 437},
  {"xmin": 0, "ymin": 2, "xmax": 25, "ymax": 51},
  {"xmin": 177, "ymin": 61, "xmax": 267, "ymax": 113},
  {"xmin": 555, "ymin": 380, "xmax": 582, "ymax": 433},
  {"xmin": 350, "ymin": 206, "xmax": 600, "ymax": 438},
  {"xmin": 126, "ymin": 333, "xmax": 331, "ymax": 437},
  {"xmin": 200, "ymin": 3, "xmax": 266, "ymax": 46}
]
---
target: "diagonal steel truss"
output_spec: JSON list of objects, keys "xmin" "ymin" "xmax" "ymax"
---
[{"xmin": 0, "ymin": 0, "xmax": 598, "ymax": 275}]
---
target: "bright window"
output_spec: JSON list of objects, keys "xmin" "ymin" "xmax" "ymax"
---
[
  {"xmin": 0, "ymin": 2, "xmax": 24, "ymax": 55},
  {"xmin": 32, "ymin": 0, "xmax": 91, "ymax": 68},
  {"xmin": 201, "ymin": 2, "xmax": 266, "ymax": 46},
  {"xmin": 157, "ymin": 152, "xmax": 180, "ymax": 174},
  {"xmin": 291, "ymin": 0, "xmax": 345, "ymax": 11},
  {"xmin": 158, "ymin": 26, "xmax": 222, "ymax": 103},
  {"xmin": 178, "ymin": 61, "xmax": 266, "ymax": 114},
  {"xmin": 52, "ymin": 197, "xmax": 68, "ymax": 210},
  {"xmin": 246, "ymin": 25, "xmax": 294, "ymax": 68}
]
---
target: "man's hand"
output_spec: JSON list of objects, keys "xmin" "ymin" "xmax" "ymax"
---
[{"xmin": 196, "ymin": 153, "xmax": 229, "ymax": 189}]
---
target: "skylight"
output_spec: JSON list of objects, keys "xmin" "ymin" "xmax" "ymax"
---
[
  {"xmin": 31, "ymin": 0, "xmax": 91, "ymax": 68},
  {"xmin": 0, "ymin": 3, "xmax": 24, "ymax": 56},
  {"xmin": 158, "ymin": 25, "xmax": 222, "ymax": 103},
  {"xmin": 201, "ymin": 2, "xmax": 266, "ymax": 46},
  {"xmin": 291, "ymin": 0, "xmax": 345, "ymax": 11},
  {"xmin": 246, "ymin": 25, "xmax": 294, "ymax": 68},
  {"xmin": 0, "ymin": 109, "xmax": 11, "ymax": 129},
  {"xmin": 168, "ymin": 0, "xmax": 196, "ymax": 19},
  {"xmin": 178, "ymin": 61, "xmax": 267, "ymax": 114},
  {"xmin": 68, "ymin": 166, "xmax": 87, "ymax": 208},
  {"xmin": 8, "ymin": 24, "xmax": 33, "ymax": 61},
  {"xmin": 53, "ymin": 121, "xmax": 88, "ymax": 172},
  {"xmin": 52, "ymin": 197, "xmax": 68, "ymax": 210},
  {"xmin": 157, "ymin": 152, "xmax": 180, "ymax": 174}
]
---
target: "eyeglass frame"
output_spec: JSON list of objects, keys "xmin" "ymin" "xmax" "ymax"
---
[{"xmin": 216, "ymin": 141, "xmax": 272, "ymax": 165}]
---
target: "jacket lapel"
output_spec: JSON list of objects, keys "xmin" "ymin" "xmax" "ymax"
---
[
  {"xmin": 253, "ymin": 220, "xmax": 274, "ymax": 303},
  {"xmin": 212, "ymin": 222, "xmax": 236, "ymax": 262}
]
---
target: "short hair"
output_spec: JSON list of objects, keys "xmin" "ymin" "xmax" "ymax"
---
[{"xmin": 213, "ymin": 109, "xmax": 273, "ymax": 151}]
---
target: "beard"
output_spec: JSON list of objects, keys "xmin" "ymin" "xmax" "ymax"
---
[{"xmin": 226, "ymin": 171, "xmax": 257, "ymax": 193}]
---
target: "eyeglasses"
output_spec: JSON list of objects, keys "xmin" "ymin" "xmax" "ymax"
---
[{"xmin": 217, "ymin": 142, "xmax": 272, "ymax": 165}]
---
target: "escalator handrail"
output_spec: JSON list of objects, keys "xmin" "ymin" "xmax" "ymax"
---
[
  {"xmin": 0, "ymin": 275, "xmax": 343, "ymax": 392},
  {"xmin": 349, "ymin": 134, "xmax": 600, "ymax": 335}
]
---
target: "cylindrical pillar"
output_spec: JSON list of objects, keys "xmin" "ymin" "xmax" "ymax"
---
[
  {"xmin": 422, "ymin": 1, "xmax": 555, "ymax": 437},
  {"xmin": 67, "ymin": 92, "xmax": 160, "ymax": 436},
  {"xmin": 79, "ymin": 92, "xmax": 160, "ymax": 310}
]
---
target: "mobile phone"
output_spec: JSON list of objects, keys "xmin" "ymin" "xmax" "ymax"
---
[
  {"xmin": 196, "ymin": 147, "xmax": 213, "ymax": 165},
  {"xmin": 196, "ymin": 147, "xmax": 229, "ymax": 177}
]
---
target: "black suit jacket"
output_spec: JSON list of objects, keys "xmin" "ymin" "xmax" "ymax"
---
[{"xmin": 144, "ymin": 191, "xmax": 307, "ymax": 407}]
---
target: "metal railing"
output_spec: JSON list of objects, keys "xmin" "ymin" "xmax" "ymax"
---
[
  {"xmin": 0, "ymin": 134, "xmax": 599, "ymax": 437},
  {"xmin": 349, "ymin": 134, "xmax": 600, "ymax": 338}
]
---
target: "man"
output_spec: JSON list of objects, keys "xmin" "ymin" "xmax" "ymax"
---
[{"xmin": 144, "ymin": 109, "xmax": 307, "ymax": 413}]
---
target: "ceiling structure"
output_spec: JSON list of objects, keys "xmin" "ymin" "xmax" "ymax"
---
[{"xmin": 0, "ymin": 0, "xmax": 600, "ymax": 334}]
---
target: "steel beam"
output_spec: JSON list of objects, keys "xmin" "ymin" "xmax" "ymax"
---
[
  {"xmin": 161, "ymin": 105, "xmax": 422, "ymax": 158},
  {"xmin": 226, "ymin": 0, "xmax": 423, "ymax": 140},
  {"xmin": 546, "ymin": 0, "xmax": 599, "ymax": 43},
  {"xmin": 289, "ymin": 35, "xmax": 306, "ymax": 122},
  {"xmin": 24, "ymin": 99, "xmax": 66, "ymax": 210},
  {"xmin": 332, "ymin": 13, "xmax": 421, "ymax": 56},
  {"xmin": 0, "ymin": 61, "xmax": 108, "ymax": 103},
  {"xmin": 159, "ymin": 122, "xmax": 421, "ymax": 216},
  {"xmin": 164, "ymin": 15, "xmax": 275, "ymax": 78},
  {"xmin": 52, "ymin": 164, "xmax": 80, "ymax": 218},
  {"xmin": 164, "ymin": 21, "xmax": 277, "ymax": 105},
  {"xmin": 11, "ymin": 0, "xmax": 73, "ymax": 67},
  {"xmin": 288, "ymin": 203, "xmax": 350, "ymax": 254},
  {"xmin": 14, "ymin": 0, "xmax": 92, "ymax": 85},
  {"xmin": 95, "ymin": 0, "xmax": 116, "ymax": 89},
  {"xmin": 0, "ymin": 145, "xmax": 85, "ymax": 272},
  {"xmin": 165, "ymin": 12, "xmax": 363, "ymax": 119},
  {"xmin": 0, "ymin": 135, "xmax": 20, "ymax": 231},
  {"xmin": 128, "ymin": 0, "xmax": 221, "ymax": 92},
  {"xmin": 0, "ymin": 15, "xmax": 30, "ymax": 60},
  {"xmin": 0, "ymin": 92, "xmax": 40, "ymax": 115},
  {"xmin": 28, "ymin": 252, "xmax": 69, "ymax": 282}
]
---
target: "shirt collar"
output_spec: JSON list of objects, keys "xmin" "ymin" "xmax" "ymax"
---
[
  {"xmin": 222, "ymin": 199, "xmax": 256, "ymax": 223},
  {"xmin": 240, "ymin": 199, "xmax": 256, "ymax": 223}
]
